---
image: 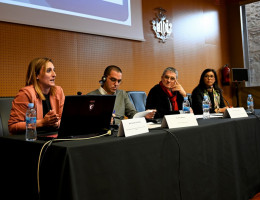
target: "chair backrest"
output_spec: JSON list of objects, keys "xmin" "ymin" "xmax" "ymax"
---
[
  {"xmin": 0, "ymin": 115, "xmax": 3, "ymax": 136},
  {"xmin": 127, "ymin": 91, "xmax": 147, "ymax": 112},
  {"xmin": 0, "ymin": 97, "xmax": 14, "ymax": 136}
]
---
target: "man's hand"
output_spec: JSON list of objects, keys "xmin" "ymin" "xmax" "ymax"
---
[
  {"xmin": 110, "ymin": 113, "xmax": 116, "ymax": 125},
  {"xmin": 145, "ymin": 109, "xmax": 157, "ymax": 119},
  {"xmin": 172, "ymin": 80, "xmax": 186, "ymax": 97}
]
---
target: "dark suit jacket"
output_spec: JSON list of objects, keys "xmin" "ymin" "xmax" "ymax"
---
[{"xmin": 146, "ymin": 84, "xmax": 184, "ymax": 119}]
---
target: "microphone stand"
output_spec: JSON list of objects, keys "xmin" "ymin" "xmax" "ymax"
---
[
  {"xmin": 223, "ymin": 96, "xmax": 230, "ymax": 108},
  {"xmin": 233, "ymin": 81, "xmax": 240, "ymax": 107},
  {"xmin": 219, "ymin": 88, "xmax": 230, "ymax": 108}
]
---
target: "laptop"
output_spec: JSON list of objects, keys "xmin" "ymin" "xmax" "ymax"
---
[
  {"xmin": 40, "ymin": 94, "xmax": 115, "ymax": 139},
  {"xmin": 57, "ymin": 95, "xmax": 116, "ymax": 138},
  {"xmin": 37, "ymin": 95, "xmax": 116, "ymax": 140}
]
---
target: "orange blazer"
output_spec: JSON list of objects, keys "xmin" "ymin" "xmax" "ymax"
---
[{"xmin": 8, "ymin": 85, "xmax": 65, "ymax": 135}]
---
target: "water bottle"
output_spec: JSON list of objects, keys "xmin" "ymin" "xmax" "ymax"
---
[
  {"xmin": 247, "ymin": 94, "xmax": 254, "ymax": 113},
  {"xmin": 182, "ymin": 96, "xmax": 190, "ymax": 113},
  {"xmin": 25, "ymin": 103, "xmax": 37, "ymax": 141},
  {"xmin": 202, "ymin": 95, "xmax": 210, "ymax": 119}
]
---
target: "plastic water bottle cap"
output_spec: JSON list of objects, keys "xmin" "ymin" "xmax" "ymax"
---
[
  {"xmin": 248, "ymin": 94, "xmax": 252, "ymax": 97},
  {"xmin": 184, "ymin": 96, "xmax": 188, "ymax": 100},
  {"xmin": 28, "ymin": 103, "xmax": 34, "ymax": 108},
  {"xmin": 204, "ymin": 95, "xmax": 208, "ymax": 100}
]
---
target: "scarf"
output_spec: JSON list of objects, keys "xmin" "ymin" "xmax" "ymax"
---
[
  {"xmin": 203, "ymin": 88, "xmax": 220, "ymax": 109},
  {"xmin": 159, "ymin": 81, "xmax": 179, "ymax": 111}
]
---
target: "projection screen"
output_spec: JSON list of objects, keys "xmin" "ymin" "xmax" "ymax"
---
[{"xmin": 0, "ymin": 0, "xmax": 144, "ymax": 41}]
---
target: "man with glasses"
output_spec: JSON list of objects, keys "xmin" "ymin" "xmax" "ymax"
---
[
  {"xmin": 146, "ymin": 67, "xmax": 187, "ymax": 119},
  {"xmin": 88, "ymin": 65, "xmax": 155, "ymax": 125}
]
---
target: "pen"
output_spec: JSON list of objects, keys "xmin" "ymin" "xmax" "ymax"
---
[{"xmin": 113, "ymin": 111, "xmax": 121, "ymax": 119}]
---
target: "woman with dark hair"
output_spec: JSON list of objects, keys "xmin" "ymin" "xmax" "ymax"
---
[
  {"xmin": 191, "ymin": 68, "xmax": 228, "ymax": 115},
  {"xmin": 8, "ymin": 57, "xmax": 65, "ymax": 134}
]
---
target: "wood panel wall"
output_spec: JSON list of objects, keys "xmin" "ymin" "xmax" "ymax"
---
[
  {"xmin": 226, "ymin": 2, "xmax": 260, "ymax": 109},
  {"xmin": 1, "ymin": 0, "xmax": 256, "ymax": 107}
]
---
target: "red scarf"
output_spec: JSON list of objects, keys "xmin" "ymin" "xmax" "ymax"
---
[{"xmin": 159, "ymin": 81, "xmax": 179, "ymax": 111}]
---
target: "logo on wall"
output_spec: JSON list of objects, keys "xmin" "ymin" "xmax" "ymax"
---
[{"xmin": 152, "ymin": 8, "xmax": 172, "ymax": 43}]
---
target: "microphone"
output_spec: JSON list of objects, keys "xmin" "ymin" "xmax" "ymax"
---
[
  {"xmin": 222, "ymin": 96, "xmax": 230, "ymax": 107},
  {"xmin": 218, "ymin": 88, "xmax": 230, "ymax": 107},
  {"xmin": 219, "ymin": 89, "xmax": 230, "ymax": 107},
  {"xmin": 77, "ymin": 91, "xmax": 82, "ymax": 95}
]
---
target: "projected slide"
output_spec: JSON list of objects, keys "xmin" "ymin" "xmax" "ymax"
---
[
  {"xmin": 0, "ymin": 0, "xmax": 144, "ymax": 41},
  {"xmin": 3, "ymin": 0, "xmax": 130, "ymax": 25}
]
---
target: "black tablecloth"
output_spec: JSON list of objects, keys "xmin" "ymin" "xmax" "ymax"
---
[
  {"xmin": 1, "ymin": 113, "xmax": 260, "ymax": 200},
  {"xmin": 171, "ymin": 116, "xmax": 260, "ymax": 200}
]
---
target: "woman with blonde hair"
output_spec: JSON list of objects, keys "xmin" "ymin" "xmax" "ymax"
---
[{"xmin": 8, "ymin": 57, "xmax": 65, "ymax": 134}]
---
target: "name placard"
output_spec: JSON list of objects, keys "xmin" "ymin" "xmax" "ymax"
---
[
  {"xmin": 161, "ymin": 113, "xmax": 198, "ymax": 129},
  {"xmin": 117, "ymin": 117, "xmax": 149, "ymax": 137},
  {"xmin": 223, "ymin": 107, "xmax": 248, "ymax": 118}
]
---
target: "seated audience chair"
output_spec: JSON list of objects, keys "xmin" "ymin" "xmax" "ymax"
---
[
  {"xmin": 0, "ymin": 115, "xmax": 3, "ymax": 136},
  {"xmin": 127, "ymin": 91, "xmax": 147, "ymax": 112},
  {"xmin": 0, "ymin": 97, "xmax": 14, "ymax": 136}
]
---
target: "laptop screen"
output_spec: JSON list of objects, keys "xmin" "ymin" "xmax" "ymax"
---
[{"xmin": 58, "ymin": 95, "xmax": 116, "ymax": 138}]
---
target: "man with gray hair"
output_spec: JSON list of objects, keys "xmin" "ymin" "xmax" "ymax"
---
[{"xmin": 146, "ymin": 67, "xmax": 187, "ymax": 119}]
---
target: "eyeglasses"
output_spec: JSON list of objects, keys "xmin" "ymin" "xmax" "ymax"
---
[
  {"xmin": 163, "ymin": 75, "xmax": 176, "ymax": 81},
  {"xmin": 108, "ymin": 77, "xmax": 122, "ymax": 84},
  {"xmin": 204, "ymin": 75, "xmax": 215, "ymax": 79}
]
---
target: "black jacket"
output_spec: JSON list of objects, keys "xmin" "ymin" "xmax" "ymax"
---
[
  {"xmin": 191, "ymin": 86, "xmax": 225, "ymax": 114},
  {"xmin": 146, "ymin": 84, "xmax": 184, "ymax": 119}
]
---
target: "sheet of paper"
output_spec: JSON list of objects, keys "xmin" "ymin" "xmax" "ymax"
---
[
  {"xmin": 195, "ymin": 113, "xmax": 223, "ymax": 119},
  {"xmin": 195, "ymin": 115, "xmax": 203, "ymax": 119},
  {"xmin": 146, "ymin": 122, "xmax": 161, "ymax": 129},
  {"xmin": 133, "ymin": 110, "xmax": 153, "ymax": 118}
]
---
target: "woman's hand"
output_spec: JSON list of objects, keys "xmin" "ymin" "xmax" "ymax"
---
[
  {"xmin": 215, "ymin": 107, "xmax": 229, "ymax": 113},
  {"xmin": 37, "ymin": 110, "xmax": 60, "ymax": 128}
]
